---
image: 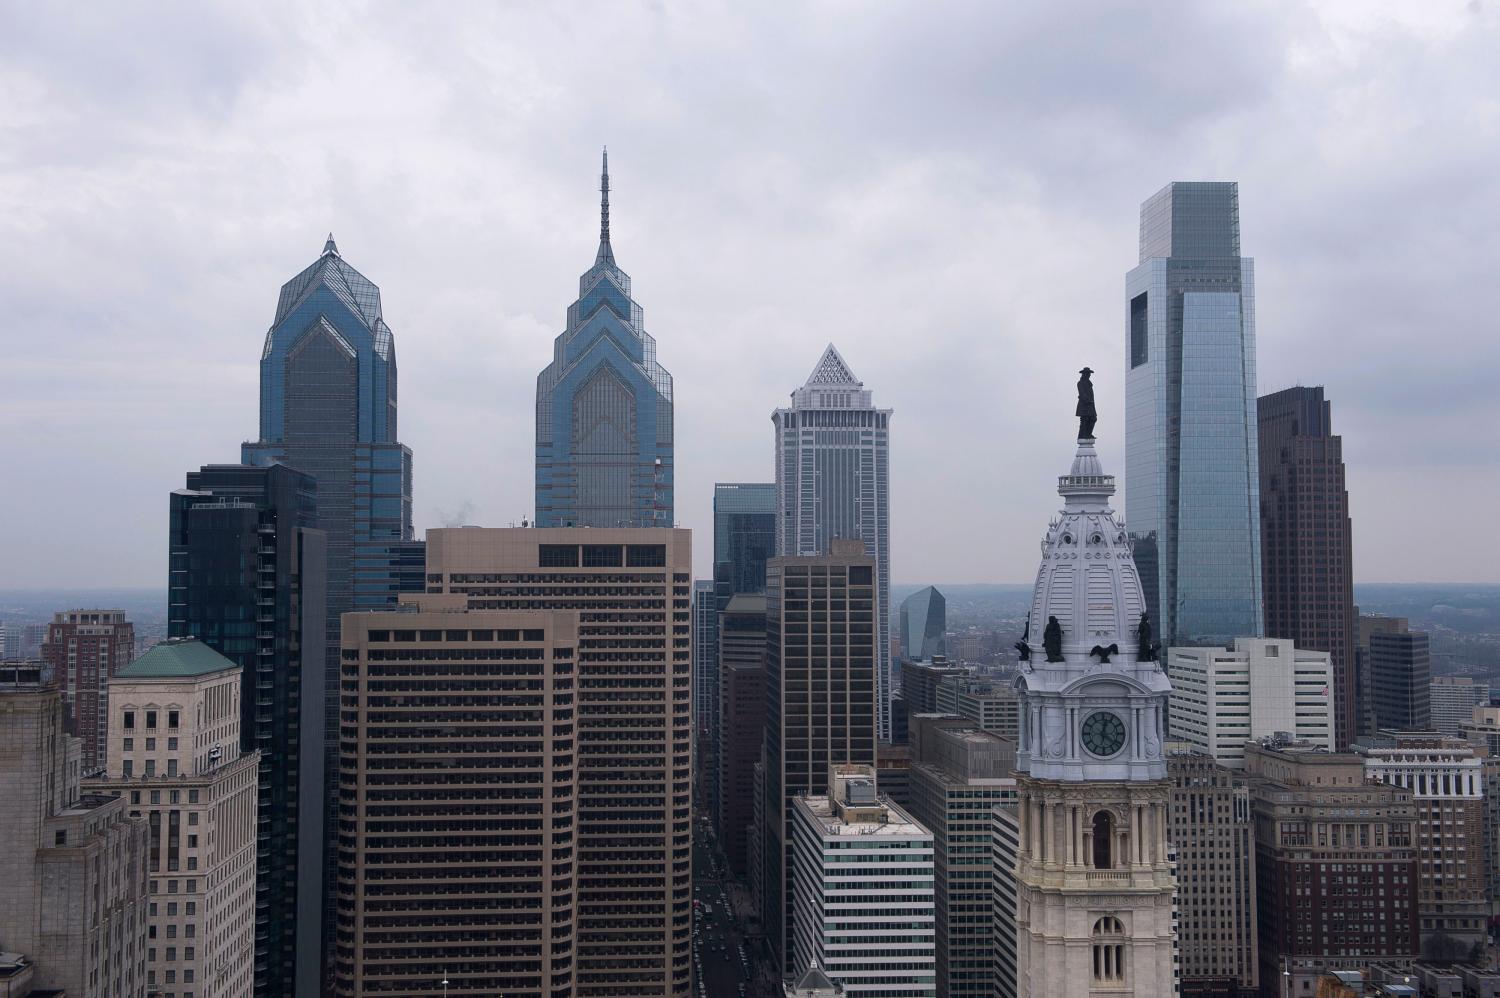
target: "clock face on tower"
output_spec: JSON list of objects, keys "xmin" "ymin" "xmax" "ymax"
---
[{"xmin": 1081, "ymin": 711, "xmax": 1127, "ymax": 757}]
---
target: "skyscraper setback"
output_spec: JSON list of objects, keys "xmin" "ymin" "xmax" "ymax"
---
[
  {"xmin": 773, "ymin": 345, "xmax": 893, "ymax": 738},
  {"xmin": 1258, "ymin": 385, "xmax": 1356, "ymax": 747},
  {"xmin": 535, "ymin": 151, "xmax": 675, "ymax": 528},
  {"xmin": 1125, "ymin": 181, "xmax": 1263, "ymax": 647}
]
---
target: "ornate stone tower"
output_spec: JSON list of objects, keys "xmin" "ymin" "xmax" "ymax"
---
[{"xmin": 1013, "ymin": 402, "xmax": 1177, "ymax": 996}]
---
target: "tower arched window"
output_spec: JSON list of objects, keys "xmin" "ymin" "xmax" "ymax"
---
[
  {"xmin": 1092, "ymin": 916, "xmax": 1125, "ymax": 983},
  {"xmin": 1092, "ymin": 810, "xmax": 1114, "ymax": 869}
]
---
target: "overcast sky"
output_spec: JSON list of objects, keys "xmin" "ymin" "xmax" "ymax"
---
[{"xmin": 2, "ymin": 1, "xmax": 1497, "ymax": 589}]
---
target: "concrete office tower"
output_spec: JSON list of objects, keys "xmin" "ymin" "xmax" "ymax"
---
[
  {"xmin": 901, "ymin": 659, "xmax": 967, "ymax": 716},
  {"xmin": 792, "ymin": 765, "xmax": 936, "ymax": 997},
  {"xmin": 1167, "ymin": 750, "xmax": 1257, "ymax": 997},
  {"xmin": 1013, "ymin": 427, "xmax": 1177, "ymax": 998},
  {"xmin": 1244, "ymin": 738, "xmax": 1419, "ymax": 994},
  {"xmin": 989, "ymin": 804, "xmax": 1020, "ymax": 998},
  {"xmin": 934, "ymin": 673, "xmax": 1020, "ymax": 742},
  {"xmin": 1459, "ymin": 708, "xmax": 1500, "ymax": 922},
  {"xmin": 774, "ymin": 345, "xmax": 893, "ymax": 739},
  {"xmin": 1168, "ymin": 637, "xmax": 1335, "ymax": 767},
  {"xmin": 1126, "ymin": 181, "xmax": 1263, "ymax": 648},
  {"xmin": 335, "ymin": 602, "xmax": 580, "ymax": 997},
  {"xmin": 1258, "ymin": 387, "xmax": 1356, "ymax": 748},
  {"xmin": 421, "ymin": 528, "xmax": 693, "ymax": 996},
  {"xmin": 536, "ymin": 151, "xmax": 675, "ymax": 528},
  {"xmin": 0, "ymin": 666, "xmax": 150, "ymax": 997},
  {"xmin": 718, "ymin": 594, "xmax": 768, "ymax": 877},
  {"xmin": 40, "ymin": 608, "xmax": 136, "ymax": 769},
  {"xmin": 85, "ymin": 639, "xmax": 259, "ymax": 998},
  {"xmin": 169, "ymin": 463, "xmax": 326, "ymax": 998},
  {"xmin": 761, "ymin": 540, "xmax": 880, "ymax": 974},
  {"xmin": 907, "ymin": 724, "xmax": 1017, "ymax": 998},
  {"xmin": 1430, "ymin": 677, "xmax": 1489, "ymax": 736},
  {"xmin": 1359, "ymin": 735, "xmax": 1487, "ymax": 958},
  {"xmin": 1363, "ymin": 618, "xmax": 1431, "ymax": 732},
  {"xmin": 899, "ymin": 586, "xmax": 947, "ymax": 663}
]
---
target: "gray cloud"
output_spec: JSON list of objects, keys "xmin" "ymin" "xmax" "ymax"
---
[{"xmin": 1, "ymin": 0, "xmax": 1495, "ymax": 588}]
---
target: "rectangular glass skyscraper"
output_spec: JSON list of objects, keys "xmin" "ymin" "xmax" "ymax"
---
[{"xmin": 1125, "ymin": 182, "xmax": 1264, "ymax": 647}]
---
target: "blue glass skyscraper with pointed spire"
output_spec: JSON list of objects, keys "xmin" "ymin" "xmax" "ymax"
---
[{"xmin": 535, "ymin": 152, "xmax": 675, "ymax": 527}]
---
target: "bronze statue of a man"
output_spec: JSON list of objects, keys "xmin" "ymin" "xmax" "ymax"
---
[
  {"xmin": 1043, "ymin": 615, "xmax": 1064, "ymax": 663},
  {"xmin": 1077, "ymin": 367, "xmax": 1097, "ymax": 440}
]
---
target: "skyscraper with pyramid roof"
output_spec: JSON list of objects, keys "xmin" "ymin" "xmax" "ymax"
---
[
  {"xmin": 535, "ymin": 150, "xmax": 675, "ymax": 527},
  {"xmin": 773, "ymin": 344, "xmax": 893, "ymax": 738}
]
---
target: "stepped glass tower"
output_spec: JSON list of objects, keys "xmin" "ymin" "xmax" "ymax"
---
[
  {"xmin": 1013, "ymin": 382, "xmax": 1177, "ymax": 997},
  {"xmin": 535, "ymin": 150, "xmax": 675, "ymax": 527}
]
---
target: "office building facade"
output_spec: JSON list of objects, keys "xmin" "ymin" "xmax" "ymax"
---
[
  {"xmin": 693, "ymin": 579, "xmax": 717, "ymax": 813},
  {"xmin": 714, "ymin": 482, "xmax": 777, "ymax": 605},
  {"xmin": 934, "ymin": 673, "xmax": 1020, "ymax": 743},
  {"xmin": 1245, "ymin": 740, "xmax": 1419, "ymax": 995},
  {"xmin": 1258, "ymin": 386, "xmax": 1356, "ymax": 748},
  {"xmin": 1126, "ymin": 181, "xmax": 1263, "ymax": 648},
  {"xmin": 901, "ymin": 659, "xmax": 967, "ymax": 717},
  {"xmin": 86, "ymin": 639, "xmax": 259, "ymax": 998},
  {"xmin": 1013, "ymin": 431, "xmax": 1177, "ymax": 998},
  {"xmin": 168, "ymin": 463, "xmax": 327, "ymax": 997},
  {"xmin": 774, "ymin": 344, "xmax": 893, "ymax": 739},
  {"xmin": 1359, "ymin": 736, "xmax": 1486, "ymax": 957},
  {"xmin": 989, "ymin": 804, "xmax": 1020, "ymax": 998},
  {"xmin": 1167, "ymin": 750, "xmax": 1257, "ymax": 997},
  {"xmin": 335, "ymin": 602, "xmax": 581, "ymax": 996},
  {"xmin": 718, "ymin": 593, "xmax": 768, "ymax": 877},
  {"xmin": 0, "ymin": 669, "xmax": 150, "ymax": 998},
  {"xmin": 1168, "ymin": 637, "xmax": 1335, "ymax": 767},
  {"xmin": 907, "ymin": 726, "xmax": 1016, "ymax": 998},
  {"xmin": 1430, "ymin": 677, "xmax": 1489, "ymax": 736},
  {"xmin": 761, "ymin": 540, "xmax": 879, "ymax": 974},
  {"xmin": 1367, "ymin": 623, "xmax": 1431, "ymax": 733},
  {"xmin": 535, "ymin": 152, "xmax": 674, "ymax": 528},
  {"xmin": 422, "ymin": 527, "xmax": 693, "ymax": 996},
  {"xmin": 41, "ymin": 608, "xmax": 136, "ymax": 770},
  {"xmin": 791, "ymin": 765, "xmax": 936, "ymax": 997}
]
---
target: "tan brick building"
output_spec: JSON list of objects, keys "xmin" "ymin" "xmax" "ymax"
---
[{"xmin": 85, "ymin": 638, "xmax": 260, "ymax": 998}]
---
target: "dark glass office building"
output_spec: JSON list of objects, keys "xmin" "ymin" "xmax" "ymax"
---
[
  {"xmin": 535, "ymin": 152, "xmax": 674, "ymax": 528},
  {"xmin": 1125, "ymin": 181, "xmax": 1264, "ymax": 647},
  {"xmin": 1259, "ymin": 386, "xmax": 1357, "ymax": 747},
  {"xmin": 241, "ymin": 235, "xmax": 417, "ymax": 966},
  {"xmin": 169, "ymin": 463, "xmax": 327, "ymax": 997}
]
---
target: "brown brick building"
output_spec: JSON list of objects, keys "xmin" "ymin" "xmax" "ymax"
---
[
  {"xmin": 41, "ymin": 608, "xmax": 136, "ymax": 770},
  {"xmin": 1245, "ymin": 740, "xmax": 1419, "ymax": 997}
]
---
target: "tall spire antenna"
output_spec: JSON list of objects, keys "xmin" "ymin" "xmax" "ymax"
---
[{"xmin": 595, "ymin": 146, "xmax": 615, "ymax": 267}]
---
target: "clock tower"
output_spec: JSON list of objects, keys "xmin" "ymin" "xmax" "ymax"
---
[{"xmin": 1013, "ymin": 387, "xmax": 1177, "ymax": 997}]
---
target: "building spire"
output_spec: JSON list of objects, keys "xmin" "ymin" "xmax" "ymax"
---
[
  {"xmin": 323, "ymin": 232, "xmax": 339, "ymax": 256},
  {"xmin": 595, "ymin": 147, "xmax": 615, "ymax": 267}
]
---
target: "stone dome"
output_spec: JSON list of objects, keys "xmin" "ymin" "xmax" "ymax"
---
[{"xmin": 1027, "ymin": 438, "xmax": 1146, "ymax": 662}]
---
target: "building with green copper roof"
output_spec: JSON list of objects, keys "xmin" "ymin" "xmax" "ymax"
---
[{"xmin": 115, "ymin": 638, "xmax": 237, "ymax": 679}]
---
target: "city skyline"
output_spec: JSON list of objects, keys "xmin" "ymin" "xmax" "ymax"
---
[{"xmin": 4, "ymin": 4, "xmax": 1500, "ymax": 589}]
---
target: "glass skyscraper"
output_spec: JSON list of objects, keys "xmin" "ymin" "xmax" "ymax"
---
[
  {"xmin": 773, "ymin": 345, "xmax": 893, "ymax": 738},
  {"xmin": 241, "ymin": 235, "xmax": 415, "ymax": 974},
  {"xmin": 535, "ymin": 151, "xmax": 675, "ymax": 527},
  {"xmin": 169, "ymin": 463, "xmax": 327, "ymax": 998},
  {"xmin": 1125, "ymin": 182, "xmax": 1263, "ymax": 647}
]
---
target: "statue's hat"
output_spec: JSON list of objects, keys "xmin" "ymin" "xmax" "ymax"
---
[{"xmin": 1079, "ymin": 366, "xmax": 1093, "ymax": 374}]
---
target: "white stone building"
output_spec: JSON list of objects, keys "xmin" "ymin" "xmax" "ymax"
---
[
  {"xmin": 792, "ymin": 764, "xmax": 936, "ymax": 997},
  {"xmin": 1012, "ymin": 432, "xmax": 1177, "ymax": 998},
  {"xmin": 1167, "ymin": 637, "xmax": 1334, "ymax": 767},
  {"xmin": 85, "ymin": 638, "xmax": 259, "ymax": 998}
]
